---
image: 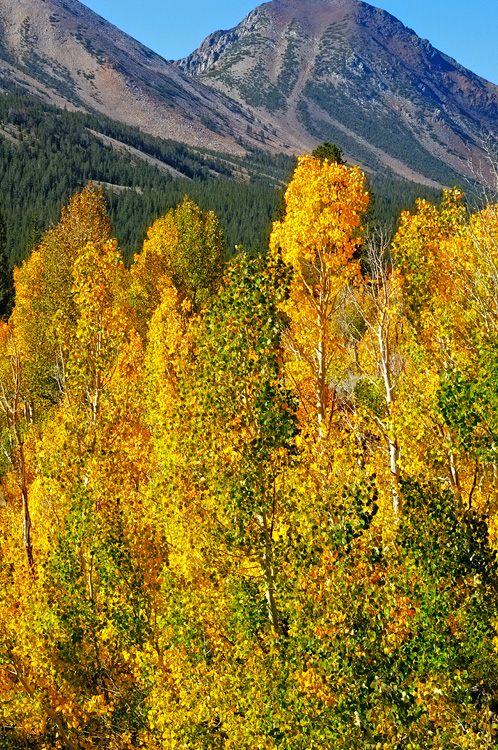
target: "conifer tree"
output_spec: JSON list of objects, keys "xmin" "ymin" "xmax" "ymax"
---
[{"xmin": 0, "ymin": 210, "xmax": 14, "ymax": 320}]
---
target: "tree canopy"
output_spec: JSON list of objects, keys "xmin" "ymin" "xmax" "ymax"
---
[{"xmin": 1, "ymin": 161, "xmax": 498, "ymax": 749}]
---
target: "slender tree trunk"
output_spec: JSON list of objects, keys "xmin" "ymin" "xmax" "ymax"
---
[
  {"xmin": 14, "ymin": 426, "xmax": 34, "ymax": 573},
  {"xmin": 448, "ymin": 449, "xmax": 462, "ymax": 508},
  {"xmin": 0, "ymin": 341, "xmax": 35, "ymax": 572},
  {"xmin": 378, "ymin": 323, "xmax": 401, "ymax": 517},
  {"xmin": 256, "ymin": 511, "xmax": 279, "ymax": 635},
  {"xmin": 316, "ymin": 319, "xmax": 327, "ymax": 434},
  {"xmin": 316, "ymin": 264, "xmax": 330, "ymax": 440},
  {"xmin": 92, "ymin": 369, "xmax": 102, "ymax": 422},
  {"xmin": 8, "ymin": 651, "xmax": 79, "ymax": 750}
]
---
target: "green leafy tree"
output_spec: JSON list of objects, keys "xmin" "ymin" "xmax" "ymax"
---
[
  {"xmin": 312, "ymin": 141, "xmax": 346, "ymax": 165},
  {"xmin": 130, "ymin": 196, "xmax": 224, "ymax": 337}
]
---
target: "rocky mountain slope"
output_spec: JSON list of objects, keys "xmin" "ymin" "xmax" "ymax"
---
[
  {"xmin": 177, "ymin": 0, "xmax": 498, "ymax": 187},
  {"xmin": 1, "ymin": 0, "xmax": 498, "ymax": 188},
  {"xmin": 0, "ymin": 0, "xmax": 275, "ymax": 153}
]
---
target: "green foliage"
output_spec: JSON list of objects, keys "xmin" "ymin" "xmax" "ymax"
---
[
  {"xmin": 158, "ymin": 197, "xmax": 225, "ymax": 311},
  {"xmin": 193, "ymin": 251, "xmax": 298, "ymax": 528},
  {"xmin": 354, "ymin": 377, "xmax": 387, "ymax": 419},
  {"xmin": 0, "ymin": 82, "xmax": 290, "ymax": 265},
  {"xmin": 312, "ymin": 141, "xmax": 345, "ymax": 164},
  {"xmin": 438, "ymin": 340, "xmax": 498, "ymax": 462},
  {"xmin": 399, "ymin": 479, "xmax": 497, "ymax": 585}
]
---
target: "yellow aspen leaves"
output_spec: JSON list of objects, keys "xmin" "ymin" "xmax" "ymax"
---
[
  {"xmin": 270, "ymin": 155, "xmax": 369, "ymax": 274},
  {"xmin": 2, "ymin": 177, "xmax": 498, "ymax": 749}
]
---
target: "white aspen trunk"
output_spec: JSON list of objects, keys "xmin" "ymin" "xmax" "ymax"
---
[
  {"xmin": 14, "ymin": 417, "xmax": 34, "ymax": 572},
  {"xmin": 92, "ymin": 327, "xmax": 103, "ymax": 422},
  {"xmin": 316, "ymin": 262, "xmax": 329, "ymax": 440},
  {"xmin": 378, "ymin": 321, "xmax": 400, "ymax": 518},
  {"xmin": 316, "ymin": 323, "xmax": 327, "ymax": 435},
  {"xmin": 21, "ymin": 464, "xmax": 34, "ymax": 572},
  {"xmin": 87, "ymin": 549, "xmax": 94, "ymax": 603},
  {"xmin": 256, "ymin": 511, "xmax": 279, "ymax": 635}
]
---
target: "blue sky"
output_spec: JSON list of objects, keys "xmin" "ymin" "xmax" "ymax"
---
[{"xmin": 83, "ymin": 0, "xmax": 498, "ymax": 85}]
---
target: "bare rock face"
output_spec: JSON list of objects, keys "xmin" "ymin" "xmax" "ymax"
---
[
  {"xmin": 178, "ymin": 9, "xmax": 268, "ymax": 77},
  {"xmin": 177, "ymin": 0, "xmax": 498, "ymax": 186}
]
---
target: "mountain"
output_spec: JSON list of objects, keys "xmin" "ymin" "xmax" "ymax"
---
[
  {"xmin": 177, "ymin": 0, "xmax": 498, "ymax": 188},
  {"xmin": 0, "ymin": 0, "xmax": 275, "ymax": 153},
  {"xmin": 1, "ymin": 0, "xmax": 498, "ymax": 190}
]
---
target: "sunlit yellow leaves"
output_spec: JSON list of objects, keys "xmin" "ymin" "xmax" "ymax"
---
[
  {"xmin": 391, "ymin": 190, "xmax": 498, "ymax": 513},
  {"xmin": 270, "ymin": 155, "xmax": 369, "ymax": 275},
  {"xmin": 296, "ymin": 664, "xmax": 336, "ymax": 706},
  {"xmin": 12, "ymin": 184, "xmax": 112, "ymax": 406},
  {"xmin": 270, "ymin": 155, "xmax": 369, "ymax": 467},
  {"xmin": 392, "ymin": 188, "xmax": 468, "ymax": 357}
]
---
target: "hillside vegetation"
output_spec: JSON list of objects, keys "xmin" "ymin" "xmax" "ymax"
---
[
  {"xmin": 0, "ymin": 82, "xmax": 290, "ymax": 266},
  {"xmin": 0, "ymin": 83, "xmax": 443, "ymax": 277}
]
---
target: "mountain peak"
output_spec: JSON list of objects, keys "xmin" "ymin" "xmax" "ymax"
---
[
  {"xmin": 177, "ymin": 0, "xmax": 498, "ymax": 186},
  {"xmin": 1, "ymin": 0, "xmax": 497, "ymax": 188}
]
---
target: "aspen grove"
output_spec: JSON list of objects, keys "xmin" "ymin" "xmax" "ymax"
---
[{"xmin": 2, "ymin": 155, "xmax": 498, "ymax": 749}]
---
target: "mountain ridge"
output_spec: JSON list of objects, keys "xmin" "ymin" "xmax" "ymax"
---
[
  {"xmin": 0, "ymin": 0, "xmax": 278, "ymax": 153},
  {"xmin": 176, "ymin": 0, "xmax": 498, "ymax": 187},
  {"xmin": 0, "ymin": 0, "xmax": 497, "ymax": 188}
]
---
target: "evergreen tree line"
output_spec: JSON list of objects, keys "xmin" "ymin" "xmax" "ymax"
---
[
  {"xmin": 0, "ymin": 81, "xmax": 291, "ymax": 268},
  {"xmin": 0, "ymin": 83, "xmax": 446, "ymax": 275}
]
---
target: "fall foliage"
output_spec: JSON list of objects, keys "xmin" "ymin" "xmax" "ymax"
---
[{"xmin": 2, "ymin": 164, "xmax": 498, "ymax": 750}]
